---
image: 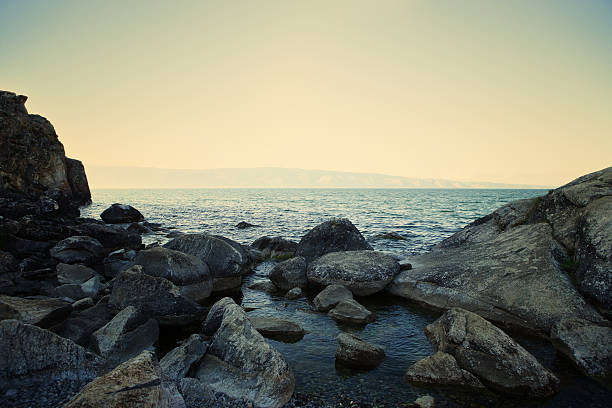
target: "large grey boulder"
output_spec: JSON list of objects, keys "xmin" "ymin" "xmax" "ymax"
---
[
  {"xmin": 160, "ymin": 334, "xmax": 207, "ymax": 382},
  {"xmin": 313, "ymin": 284, "xmax": 353, "ymax": 312},
  {"xmin": 195, "ymin": 297, "xmax": 295, "ymax": 408},
  {"xmin": 424, "ymin": 308, "xmax": 559, "ymax": 397},
  {"xmin": 55, "ymin": 275, "xmax": 104, "ymax": 301},
  {"xmin": 108, "ymin": 265, "xmax": 201, "ymax": 325},
  {"xmin": 0, "ymin": 319, "xmax": 102, "ymax": 388},
  {"xmin": 328, "ymin": 299, "xmax": 376, "ymax": 325},
  {"xmin": 335, "ymin": 333, "xmax": 385, "ymax": 369},
  {"xmin": 0, "ymin": 295, "xmax": 72, "ymax": 328},
  {"xmin": 404, "ymin": 351, "xmax": 485, "ymax": 389},
  {"xmin": 296, "ymin": 218, "xmax": 372, "ymax": 262},
  {"xmin": 269, "ymin": 256, "xmax": 308, "ymax": 291},
  {"xmin": 64, "ymin": 350, "xmax": 185, "ymax": 408},
  {"xmin": 50, "ymin": 236, "xmax": 106, "ymax": 265},
  {"xmin": 251, "ymin": 236, "xmax": 298, "ymax": 260},
  {"xmin": 91, "ymin": 306, "xmax": 159, "ymax": 369},
  {"xmin": 308, "ymin": 250, "xmax": 399, "ymax": 296},
  {"xmin": 249, "ymin": 315, "xmax": 305, "ymax": 343},
  {"xmin": 164, "ymin": 233, "xmax": 250, "ymax": 292},
  {"xmin": 100, "ymin": 203, "xmax": 144, "ymax": 224},
  {"xmin": 551, "ymin": 318, "xmax": 612, "ymax": 377},
  {"xmin": 388, "ymin": 167, "xmax": 611, "ymax": 334},
  {"xmin": 134, "ymin": 246, "xmax": 213, "ymax": 302}
]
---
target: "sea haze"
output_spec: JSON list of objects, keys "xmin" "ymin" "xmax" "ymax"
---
[{"xmin": 86, "ymin": 166, "xmax": 550, "ymax": 189}]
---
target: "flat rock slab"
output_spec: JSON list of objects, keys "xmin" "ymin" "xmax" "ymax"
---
[
  {"xmin": 335, "ymin": 333, "xmax": 385, "ymax": 369},
  {"xmin": 314, "ymin": 284, "xmax": 353, "ymax": 312},
  {"xmin": 0, "ymin": 295, "xmax": 72, "ymax": 328},
  {"xmin": 249, "ymin": 316, "xmax": 305, "ymax": 343},
  {"xmin": 57, "ymin": 263, "xmax": 98, "ymax": 284},
  {"xmin": 160, "ymin": 334, "xmax": 207, "ymax": 382},
  {"xmin": 50, "ymin": 236, "xmax": 106, "ymax": 265},
  {"xmin": 551, "ymin": 318, "xmax": 612, "ymax": 377},
  {"xmin": 308, "ymin": 250, "xmax": 399, "ymax": 296},
  {"xmin": 328, "ymin": 299, "xmax": 376, "ymax": 325},
  {"xmin": 404, "ymin": 351, "xmax": 485, "ymax": 389}
]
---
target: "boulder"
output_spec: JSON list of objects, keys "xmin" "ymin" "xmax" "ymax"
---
[
  {"xmin": 57, "ymin": 263, "xmax": 98, "ymax": 284},
  {"xmin": 55, "ymin": 275, "xmax": 104, "ymax": 301},
  {"xmin": 335, "ymin": 333, "xmax": 385, "ymax": 369},
  {"xmin": 164, "ymin": 233, "xmax": 249, "ymax": 292},
  {"xmin": 195, "ymin": 297, "xmax": 295, "ymax": 408},
  {"xmin": 65, "ymin": 158, "xmax": 91, "ymax": 205},
  {"xmin": 374, "ymin": 232, "xmax": 407, "ymax": 241},
  {"xmin": 103, "ymin": 248, "xmax": 136, "ymax": 278},
  {"xmin": 269, "ymin": 256, "xmax": 308, "ymax": 291},
  {"xmin": 0, "ymin": 295, "xmax": 72, "ymax": 328},
  {"xmin": 285, "ymin": 287, "xmax": 303, "ymax": 300},
  {"xmin": 91, "ymin": 306, "xmax": 159, "ymax": 369},
  {"xmin": 308, "ymin": 250, "xmax": 399, "ymax": 296},
  {"xmin": 412, "ymin": 396, "xmax": 435, "ymax": 408},
  {"xmin": 251, "ymin": 236, "xmax": 298, "ymax": 260},
  {"xmin": 68, "ymin": 222, "xmax": 142, "ymax": 250},
  {"xmin": 134, "ymin": 246, "xmax": 213, "ymax": 302},
  {"xmin": 179, "ymin": 378, "xmax": 218, "ymax": 408},
  {"xmin": 72, "ymin": 297, "xmax": 94, "ymax": 311},
  {"xmin": 100, "ymin": 203, "xmax": 144, "ymax": 224},
  {"xmin": 51, "ymin": 300, "xmax": 116, "ymax": 346},
  {"xmin": 296, "ymin": 218, "xmax": 372, "ymax": 262},
  {"xmin": 313, "ymin": 284, "xmax": 353, "ymax": 312},
  {"xmin": 388, "ymin": 167, "xmax": 612, "ymax": 334},
  {"xmin": 404, "ymin": 351, "xmax": 485, "ymax": 389},
  {"xmin": 551, "ymin": 318, "xmax": 612, "ymax": 377},
  {"xmin": 0, "ymin": 319, "xmax": 101, "ymax": 388},
  {"xmin": 236, "ymin": 221, "xmax": 258, "ymax": 229},
  {"xmin": 328, "ymin": 299, "xmax": 375, "ymax": 325},
  {"xmin": 127, "ymin": 222, "xmax": 153, "ymax": 234},
  {"xmin": 424, "ymin": 308, "xmax": 559, "ymax": 397},
  {"xmin": 248, "ymin": 279, "xmax": 282, "ymax": 294},
  {"xmin": 249, "ymin": 315, "xmax": 305, "ymax": 343},
  {"xmin": 64, "ymin": 350, "xmax": 185, "ymax": 408},
  {"xmin": 50, "ymin": 236, "xmax": 106, "ymax": 265},
  {"xmin": 159, "ymin": 334, "xmax": 207, "ymax": 382},
  {"xmin": 109, "ymin": 265, "xmax": 201, "ymax": 325}
]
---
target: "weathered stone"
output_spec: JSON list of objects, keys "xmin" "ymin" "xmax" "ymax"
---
[
  {"xmin": 335, "ymin": 333, "xmax": 385, "ymax": 369},
  {"xmin": 374, "ymin": 232, "xmax": 407, "ymax": 241},
  {"xmin": 269, "ymin": 256, "xmax": 308, "ymax": 291},
  {"xmin": 236, "ymin": 221, "xmax": 258, "ymax": 229},
  {"xmin": 424, "ymin": 308, "xmax": 559, "ymax": 397},
  {"xmin": 0, "ymin": 295, "xmax": 72, "ymax": 328},
  {"xmin": 72, "ymin": 297, "xmax": 94, "ymax": 311},
  {"xmin": 134, "ymin": 246, "xmax": 213, "ymax": 302},
  {"xmin": 249, "ymin": 316, "xmax": 305, "ymax": 343},
  {"xmin": 103, "ymin": 248, "xmax": 136, "ymax": 278},
  {"xmin": 0, "ymin": 319, "xmax": 101, "ymax": 387},
  {"xmin": 308, "ymin": 250, "xmax": 399, "ymax": 296},
  {"xmin": 195, "ymin": 297, "xmax": 294, "ymax": 408},
  {"xmin": 251, "ymin": 236, "xmax": 298, "ymax": 259},
  {"xmin": 100, "ymin": 203, "xmax": 144, "ymax": 224},
  {"xmin": 328, "ymin": 299, "xmax": 375, "ymax": 325},
  {"xmin": 313, "ymin": 284, "xmax": 353, "ymax": 312},
  {"xmin": 55, "ymin": 275, "xmax": 104, "ymax": 301},
  {"xmin": 551, "ymin": 318, "xmax": 612, "ymax": 377},
  {"xmin": 57, "ymin": 263, "xmax": 97, "ymax": 284},
  {"xmin": 248, "ymin": 280, "xmax": 281, "ymax": 295},
  {"xmin": 0, "ymin": 250, "xmax": 17, "ymax": 275},
  {"xmin": 109, "ymin": 265, "xmax": 201, "ymax": 325},
  {"xmin": 404, "ymin": 351, "xmax": 485, "ymax": 389},
  {"xmin": 179, "ymin": 378, "xmax": 217, "ymax": 408},
  {"xmin": 127, "ymin": 222, "xmax": 153, "ymax": 234},
  {"xmin": 285, "ymin": 287, "xmax": 302, "ymax": 300},
  {"xmin": 51, "ymin": 300, "xmax": 115, "ymax": 346},
  {"xmin": 65, "ymin": 158, "xmax": 91, "ymax": 205},
  {"xmin": 91, "ymin": 306, "xmax": 159, "ymax": 369},
  {"xmin": 50, "ymin": 236, "xmax": 106, "ymax": 265},
  {"xmin": 64, "ymin": 350, "xmax": 185, "ymax": 408},
  {"xmin": 160, "ymin": 334, "xmax": 207, "ymax": 382},
  {"xmin": 413, "ymin": 395, "xmax": 435, "ymax": 408},
  {"xmin": 69, "ymin": 222, "xmax": 142, "ymax": 251},
  {"xmin": 164, "ymin": 233, "xmax": 249, "ymax": 291},
  {"xmin": 296, "ymin": 218, "xmax": 372, "ymax": 262}
]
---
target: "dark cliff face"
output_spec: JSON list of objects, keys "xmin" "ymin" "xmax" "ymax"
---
[{"xmin": 0, "ymin": 90, "xmax": 91, "ymax": 211}]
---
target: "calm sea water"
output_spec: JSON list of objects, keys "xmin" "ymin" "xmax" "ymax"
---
[{"xmin": 82, "ymin": 188, "xmax": 611, "ymax": 407}]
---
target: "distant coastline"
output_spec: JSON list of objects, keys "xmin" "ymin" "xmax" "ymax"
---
[{"xmin": 87, "ymin": 166, "xmax": 551, "ymax": 189}]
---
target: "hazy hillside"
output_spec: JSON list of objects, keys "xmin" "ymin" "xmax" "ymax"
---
[{"xmin": 86, "ymin": 166, "xmax": 547, "ymax": 189}]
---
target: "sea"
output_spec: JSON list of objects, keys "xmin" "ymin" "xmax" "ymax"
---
[{"xmin": 82, "ymin": 188, "xmax": 611, "ymax": 408}]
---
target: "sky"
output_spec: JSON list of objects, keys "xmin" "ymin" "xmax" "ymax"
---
[{"xmin": 1, "ymin": 0, "xmax": 611, "ymax": 187}]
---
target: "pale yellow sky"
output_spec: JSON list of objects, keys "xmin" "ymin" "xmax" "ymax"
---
[{"xmin": 1, "ymin": 0, "xmax": 611, "ymax": 187}]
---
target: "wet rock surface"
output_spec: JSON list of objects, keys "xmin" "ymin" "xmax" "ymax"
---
[
  {"xmin": 313, "ymin": 284, "xmax": 353, "ymax": 312},
  {"xmin": 296, "ymin": 218, "xmax": 372, "ymax": 262},
  {"xmin": 335, "ymin": 333, "xmax": 385, "ymax": 369},
  {"xmin": 249, "ymin": 315, "xmax": 305, "ymax": 343},
  {"xmin": 100, "ymin": 203, "xmax": 144, "ymax": 224},
  {"xmin": 404, "ymin": 351, "xmax": 485, "ymax": 389},
  {"xmin": 269, "ymin": 256, "xmax": 308, "ymax": 291},
  {"xmin": 328, "ymin": 299, "xmax": 376, "ymax": 325}
]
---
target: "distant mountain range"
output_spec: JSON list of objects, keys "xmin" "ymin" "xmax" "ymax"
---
[{"xmin": 86, "ymin": 166, "xmax": 549, "ymax": 189}]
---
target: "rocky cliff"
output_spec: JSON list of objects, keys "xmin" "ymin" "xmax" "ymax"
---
[{"xmin": 0, "ymin": 90, "xmax": 90, "ymax": 216}]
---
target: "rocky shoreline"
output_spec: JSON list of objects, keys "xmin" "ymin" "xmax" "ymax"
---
[{"xmin": 1, "ymin": 90, "xmax": 611, "ymax": 407}]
